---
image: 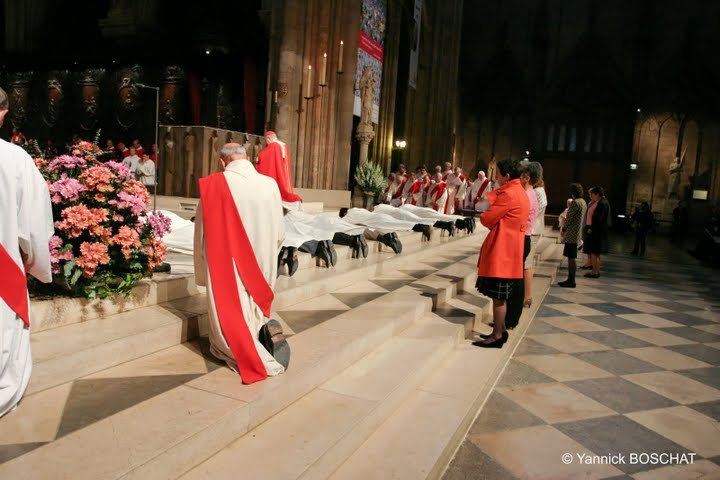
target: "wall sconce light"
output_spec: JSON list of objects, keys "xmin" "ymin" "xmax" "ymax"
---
[
  {"xmin": 394, "ymin": 140, "xmax": 407, "ymax": 148},
  {"xmin": 630, "ymin": 163, "xmax": 638, "ymax": 170},
  {"xmin": 636, "ymin": 108, "xmax": 641, "ymax": 113}
]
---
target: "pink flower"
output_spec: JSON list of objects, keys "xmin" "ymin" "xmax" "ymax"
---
[
  {"xmin": 122, "ymin": 180, "xmax": 151, "ymax": 204},
  {"xmin": 104, "ymin": 161, "xmax": 132, "ymax": 181},
  {"xmin": 75, "ymin": 242, "xmax": 110, "ymax": 278},
  {"xmin": 55, "ymin": 205, "xmax": 109, "ymax": 238},
  {"xmin": 47, "ymin": 155, "xmax": 87, "ymax": 173},
  {"xmin": 112, "ymin": 225, "xmax": 142, "ymax": 259},
  {"xmin": 49, "ymin": 174, "xmax": 86, "ymax": 204},
  {"xmin": 109, "ymin": 191, "xmax": 147, "ymax": 217},
  {"xmin": 49, "ymin": 235, "xmax": 74, "ymax": 274},
  {"xmin": 79, "ymin": 166, "xmax": 115, "ymax": 192},
  {"xmin": 148, "ymin": 211, "xmax": 172, "ymax": 238}
]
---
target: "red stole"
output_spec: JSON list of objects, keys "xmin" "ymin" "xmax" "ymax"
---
[
  {"xmin": 473, "ymin": 178, "xmax": 491, "ymax": 205},
  {"xmin": 432, "ymin": 182, "xmax": 447, "ymax": 211},
  {"xmin": 199, "ymin": 174, "xmax": 274, "ymax": 384},
  {"xmin": 257, "ymin": 141, "xmax": 303, "ymax": 204},
  {"xmin": 391, "ymin": 179, "xmax": 406, "ymax": 199},
  {"xmin": 0, "ymin": 245, "xmax": 29, "ymax": 327}
]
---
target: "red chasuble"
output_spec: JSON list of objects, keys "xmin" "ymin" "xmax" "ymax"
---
[
  {"xmin": 0, "ymin": 245, "xmax": 29, "ymax": 327},
  {"xmin": 199, "ymin": 174, "xmax": 275, "ymax": 384},
  {"xmin": 257, "ymin": 141, "xmax": 303, "ymax": 204}
]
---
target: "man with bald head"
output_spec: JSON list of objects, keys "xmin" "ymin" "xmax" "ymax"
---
[{"xmin": 194, "ymin": 143, "xmax": 288, "ymax": 384}]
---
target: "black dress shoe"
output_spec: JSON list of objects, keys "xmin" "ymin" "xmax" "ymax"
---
[
  {"xmin": 391, "ymin": 232, "xmax": 402, "ymax": 254},
  {"xmin": 359, "ymin": 236, "xmax": 369, "ymax": 258},
  {"xmin": 472, "ymin": 335, "xmax": 506, "ymax": 348},
  {"xmin": 584, "ymin": 272, "xmax": 600, "ymax": 278},
  {"xmin": 286, "ymin": 255, "xmax": 299, "ymax": 276},
  {"xmin": 579, "ymin": 265, "xmax": 593, "ymax": 270},
  {"xmin": 315, "ymin": 242, "xmax": 332, "ymax": 268},
  {"xmin": 380, "ymin": 233, "xmax": 401, "ymax": 254},
  {"xmin": 558, "ymin": 280, "xmax": 576, "ymax": 288},
  {"xmin": 326, "ymin": 241, "xmax": 338, "ymax": 266},
  {"xmin": 277, "ymin": 249, "xmax": 286, "ymax": 276},
  {"xmin": 479, "ymin": 331, "xmax": 509, "ymax": 341}
]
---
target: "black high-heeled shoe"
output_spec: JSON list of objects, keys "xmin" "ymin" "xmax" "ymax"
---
[
  {"xmin": 478, "ymin": 331, "xmax": 509, "ymax": 341},
  {"xmin": 472, "ymin": 334, "xmax": 507, "ymax": 348}
]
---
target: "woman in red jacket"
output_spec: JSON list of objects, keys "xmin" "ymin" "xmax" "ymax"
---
[{"xmin": 474, "ymin": 158, "xmax": 530, "ymax": 348}]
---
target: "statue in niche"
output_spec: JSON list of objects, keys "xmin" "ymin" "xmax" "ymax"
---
[
  {"xmin": 43, "ymin": 72, "xmax": 67, "ymax": 128},
  {"xmin": 667, "ymin": 147, "xmax": 687, "ymax": 198},
  {"xmin": 163, "ymin": 127, "xmax": 176, "ymax": 196},
  {"xmin": 183, "ymin": 127, "xmax": 196, "ymax": 197},
  {"xmin": 206, "ymin": 129, "xmax": 220, "ymax": 176},
  {"xmin": 359, "ymin": 66, "xmax": 377, "ymax": 126},
  {"xmin": 116, "ymin": 65, "xmax": 143, "ymax": 130}
]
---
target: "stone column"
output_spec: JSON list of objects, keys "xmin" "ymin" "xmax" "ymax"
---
[{"xmin": 356, "ymin": 124, "xmax": 375, "ymax": 165}]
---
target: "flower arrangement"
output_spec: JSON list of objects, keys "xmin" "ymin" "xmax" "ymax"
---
[
  {"xmin": 34, "ymin": 139, "xmax": 171, "ymax": 300},
  {"xmin": 354, "ymin": 161, "xmax": 386, "ymax": 195}
]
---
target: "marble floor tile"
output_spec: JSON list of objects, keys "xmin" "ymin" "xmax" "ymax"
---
[
  {"xmin": 529, "ymin": 333, "xmax": 610, "ymax": 353},
  {"xmin": 526, "ymin": 319, "xmax": 568, "ymax": 335},
  {"xmin": 542, "ymin": 303, "xmax": 610, "ymax": 317},
  {"xmin": 0, "ymin": 383, "xmax": 73, "ymax": 445},
  {"xmin": 583, "ymin": 315, "xmax": 647, "ymax": 330},
  {"xmin": 330, "ymin": 291, "xmax": 386, "ymax": 309},
  {"xmin": 623, "ymin": 371, "xmax": 720, "ymax": 404},
  {"xmin": 667, "ymin": 344, "xmax": 720, "ymax": 365},
  {"xmin": 708, "ymin": 342, "xmax": 720, "ymax": 350},
  {"xmin": 688, "ymin": 400, "xmax": 720, "ymax": 422},
  {"xmin": 584, "ymin": 303, "xmax": 644, "ymax": 315},
  {"xmin": 614, "ymin": 302, "xmax": 673, "ymax": 314},
  {"xmin": 660, "ymin": 326, "xmax": 720, "ymax": 344},
  {"xmin": 513, "ymin": 338, "xmax": 563, "ymax": 356},
  {"xmin": 332, "ymin": 280, "xmax": 390, "ymax": 293},
  {"xmin": 497, "ymin": 383, "xmax": 616, "ymax": 424},
  {"xmin": 574, "ymin": 350, "xmax": 663, "ymax": 376},
  {"xmin": 685, "ymin": 310, "xmax": 720, "ymax": 322},
  {"xmin": 541, "ymin": 316, "xmax": 610, "ymax": 333},
  {"xmin": 621, "ymin": 347, "xmax": 712, "ymax": 370},
  {"xmin": 655, "ymin": 312, "xmax": 718, "ymax": 327},
  {"xmin": 576, "ymin": 331, "xmax": 654, "ymax": 350},
  {"xmin": 515, "ymin": 354, "xmax": 613, "ymax": 382},
  {"xmin": 469, "ymin": 425, "xmax": 622, "ymax": 480},
  {"xmin": 631, "ymin": 460, "xmax": 720, "ymax": 480},
  {"xmin": 615, "ymin": 292, "xmax": 669, "ymax": 303},
  {"xmin": 495, "ymin": 359, "xmax": 556, "ymax": 388},
  {"xmin": 283, "ymin": 293, "xmax": 352, "ymax": 311},
  {"xmin": 546, "ymin": 293, "xmax": 607, "ymax": 304},
  {"xmin": 468, "ymin": 391, "xmax": 546, "ymax": 434},
  {"xmin": 616, "ymin": 314, "xmax": 683, "ymax": 329},
  {"xmin": 694, "ymin": 324, "xmax": 720, "ymax": 335},
  {"xmin": 565, "ymin": 377, "xmax": 677, "ymax": 413},
  {"xmin": 627, "ymin": 406, "xmax": 720, "ymax": 458},
  {"xmin": 443, "ymin": 440, "xmax": 519, "ymax": 480},
  {"xmin": 276, "ymin": 309, "xmax": 350, "ymax": 333},
  {"xmin": 555, "ymin": 415, "xmax": 691, "ymax": 474},
  {"xmin": 620, "ymin": 328, "xmax": 696, "ymax": 347},
  {"xmin": 678, "ymin": 367, "xmax": 720, "ymax": 390}
]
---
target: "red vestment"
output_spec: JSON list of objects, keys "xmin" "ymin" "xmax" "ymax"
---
[
  {"xmin": 199, "ymin": 173, "xmax": 275, "ymax": 384},
  {"xmin": 0, "ymin": 244, "xmax": 29, "ymax": 327},
  {"xmin": 257, "ymin": 141, "xmax": 303, "ymax": 204}
]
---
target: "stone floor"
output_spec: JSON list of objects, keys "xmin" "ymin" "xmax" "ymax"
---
[{"xmin": 443, "ymin": 244, "xmax": 720, "ymax": 480}]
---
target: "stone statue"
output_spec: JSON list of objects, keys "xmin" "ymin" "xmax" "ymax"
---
[
  {"xmin": 163, "ymin": 127, "xmax": 176, "ymax": 195},
  {"xmin": 667, "ymin": 147, "xmax": 686, "ymax": 198},
  {"xmin": 183, "ymin": 127, "xmax": 196, "ymax": 197},
  {"xmin": 359, "ymin": 66, "xmax": 377, "ymax": 126}
]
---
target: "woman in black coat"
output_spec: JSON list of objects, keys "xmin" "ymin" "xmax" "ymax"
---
[{"xmin": 582, "ymin": 186, "xmax": 609, "ymax": 277}]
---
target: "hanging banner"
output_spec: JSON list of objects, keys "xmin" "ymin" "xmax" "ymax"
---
[
  {"xmin": 354, "ymin": 0, "xmax": 386, "ymax": 124},
  {"xmin": 408, "ymin": 0, "xmax": 422, "ymax": 89}
]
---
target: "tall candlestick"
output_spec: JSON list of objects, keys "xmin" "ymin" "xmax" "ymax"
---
[
  {"xmin": 338, "ymin": 41, "xmax": 344, "ymax": 73},
  {"xmin": 304, "ymin": 65, "xmax": 313, "ymax": 98},
  {"xmin": 320, "ymin": 53, "xmax": 328, "ymax": 86}
]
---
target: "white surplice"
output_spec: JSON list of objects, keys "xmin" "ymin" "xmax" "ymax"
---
[
  {"xmin": 400, "ymin": 203, "xmax": 463, "ymax": 222},
  {"xmin": 343, "ymin": 208, "xmax": 417, "ymax": 232},
  {"xmin": 283, "ymin": 210, "xmax": 365, "ymax": 249},
  {"xmin": 193, "ymin": 160, "xmax": 285, "ymax": 377},
  {"xmin": 0, "ymin": 139, "xmax": 54, "ymax": 417},
  {"xmin": 159, "ymin": 210, "xmax": 195, "ymax": 254},
  {"xmin": 373, "ymin": 204, "xmax": 435, "ymax": 226}
]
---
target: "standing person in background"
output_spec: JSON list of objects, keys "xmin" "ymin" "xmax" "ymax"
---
[
  {"xmin": 0, "ymin": 88, "xmax": 55, "ymax": 417},
  {"xmin": 136, "ymin": 153, "xmax": 156, "ymax": 194},
  {"xmin": 473, "ymin": 158, "xmax": 529, "ymax": 348},
  {"xmin": 583, "ymin": 186, "xmax": 610, "ymax": 278},
  {"xmin": 256, "ymin": 131, "xmax": 303, "ymax": 211},
  {"xmin": 631, "ymin": 201, "xmax": 654, "ymax": 256},
  {"xmin": 521, "ymin": 162, "xmax": 544, "ymax": 308},
  {"xmin": 122, "ymin": 146, "xmax": 141, "ymax": 175},
  {"xmin": 559, "ymin": 184, "xmax": 587, "ymax": 288}
]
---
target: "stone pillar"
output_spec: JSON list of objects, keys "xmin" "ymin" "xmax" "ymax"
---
[{"xmin": 356, "ymin": 124, "xmax": 375, "ymax": 165}]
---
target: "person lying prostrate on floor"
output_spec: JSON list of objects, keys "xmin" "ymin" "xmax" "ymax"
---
[
  {"xmin": 342, "ymin": 207, "xmax": 419, "ymax": 254},
  {"xmin": 373, "ymin": 204, "xmax": 435, "ymax": 240},
  {"xmin": 400, "ymin": 203, "xmax": 476, "ymax": 235}
]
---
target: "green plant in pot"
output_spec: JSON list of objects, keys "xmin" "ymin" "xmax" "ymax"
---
[{"xmin": 354, "ymin": 161, "xmax": 386, "ymax": 209}]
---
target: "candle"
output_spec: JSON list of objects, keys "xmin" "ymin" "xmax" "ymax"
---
[
  {"xmin": 273, "ymin": 90, "xmax": 278, "ymax": 103},
  {"xmin": 320, "ymin": 53, "xmax": 327, "ymax": 86},
  {"xmin": 338, "ymin": 41, "xmax": 344, "ymax": 73},
  {"xmin": 305, "ymin": 65, "xmax": 313, "ymax": 98}
]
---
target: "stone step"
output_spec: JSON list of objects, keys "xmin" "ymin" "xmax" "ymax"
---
[
  {"xmin": 179, "ymin": 314, "xmax": 462, "ymax": 480},
  {"xmin": 329, "ymin": 277, "xmax": 555, "ymax": 480},
  {"xmin": 0, "ymin": 259, "xmax": 478, "ymax": 479},
  {"xmin": 25, "ymin": 235, "xmax": 480, "ymax": 399}
]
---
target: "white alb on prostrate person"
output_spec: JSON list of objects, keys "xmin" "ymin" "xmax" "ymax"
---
[{"xmin": 0, "ymin": 87, "xmax": 54, "ymax": 417}]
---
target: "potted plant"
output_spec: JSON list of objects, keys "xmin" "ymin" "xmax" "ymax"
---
[{"xmin": 354, "ymin": 161, "xmax": 386, "ymax": 209}]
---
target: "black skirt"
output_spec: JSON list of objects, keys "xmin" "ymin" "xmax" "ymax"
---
[
  {"xmin": 476, "ymin": 276, "xmax": 519, "ymax": 301},
  {"xmin": 582, "ymin": 225, "xmax": 608, "ymax": 254}
]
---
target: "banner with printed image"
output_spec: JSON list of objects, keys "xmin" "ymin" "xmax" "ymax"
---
[
  {"xmin": 354, "ymin": 0, "xmax": 386, "ymax": 124},
  {"xmin": 408, "ymin": 0, "xmax": 422, "ymax": 89}
]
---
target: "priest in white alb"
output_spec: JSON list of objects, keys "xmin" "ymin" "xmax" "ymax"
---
[
  {"xmin": 194, "ymin": 143, "xmax": 288, "ymax": 384},
  {"xmin": 0, "ymin": 87, "xmax": 54, "ymax": 417}
]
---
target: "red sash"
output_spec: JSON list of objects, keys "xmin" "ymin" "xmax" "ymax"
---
[
  {"xmin": 199, "ymin": 173, "xmax": 274, "ymax": 384},
  {"xmin": 473, "ymin": 179, "xmax": 490, "ymax": 206},
  {"xmin": 0, "ymin": 245, "xmax": 29, "ymax": 327}
]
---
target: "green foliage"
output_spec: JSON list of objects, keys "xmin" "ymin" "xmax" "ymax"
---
[{"xmin": 353, "ymin": 161, "xmax": 386, "ymax": 195}]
